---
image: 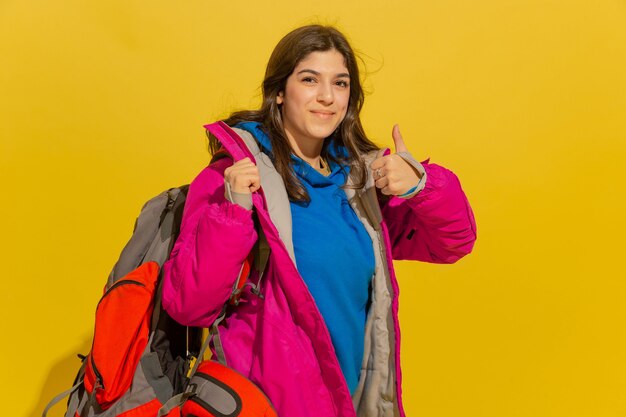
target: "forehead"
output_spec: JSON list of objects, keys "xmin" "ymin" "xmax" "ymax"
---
[{"xmin": 294, "ymin": 49, "xmax": 349, "ymax": 75}]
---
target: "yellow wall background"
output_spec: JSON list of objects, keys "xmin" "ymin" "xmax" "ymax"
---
[{"xmin": 1, "ymin": 0, "xmax": 625, "ymax": 416}]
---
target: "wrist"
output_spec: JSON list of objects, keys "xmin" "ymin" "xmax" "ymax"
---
[
  {"xmin": 398, "ymin": 185, "xmax": 418, "ymax": 198},
  {"xmin": 224, "ymin": 181, "xmax": 253, "ymax": 210}
]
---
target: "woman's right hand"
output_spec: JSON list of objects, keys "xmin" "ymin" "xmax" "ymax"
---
[{"xmin": 224, "ymin": 157, "xmax": 261, "ymax": 194}]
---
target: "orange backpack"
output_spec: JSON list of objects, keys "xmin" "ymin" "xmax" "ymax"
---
[
  {"xmin": 83, "ymin": 261, "xmax": 160, "ymax": 410},
  {"xmin": 44, "ymin": 149, "xmax": 274, "ymax": 417}
]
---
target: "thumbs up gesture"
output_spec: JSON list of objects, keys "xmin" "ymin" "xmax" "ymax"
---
[{"xmin": 371, "ymin": 124, "xmax": 423, "ymax": 196}]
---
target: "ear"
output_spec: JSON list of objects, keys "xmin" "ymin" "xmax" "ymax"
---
[{"xmin": 277, "ymin": 91, "xmax": 284, "ymax": 105}]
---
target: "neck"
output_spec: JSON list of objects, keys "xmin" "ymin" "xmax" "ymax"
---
[{"xmin": 284, "ymin": 129, "xmax": 325, "ymax": 169}]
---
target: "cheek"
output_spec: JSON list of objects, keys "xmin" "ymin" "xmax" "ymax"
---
[
  {"xmin": 285, "ymin": 84, "xmax": 312, "ymax": 105},
  {"xmin": 339, "ymin": 92, "xmax": 350, "ymax": 110},
  {"xmin": 338, "ymin": 96, "xmax": 350, "ymax": 118}
]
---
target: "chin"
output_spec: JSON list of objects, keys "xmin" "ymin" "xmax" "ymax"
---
[
  {"xmin": 307, "ymin": 122, "xmax": 341, "ymax": 139},
  {"xmin": 308, "ymin": 128, "xmax": 336, "ymax": 140}
]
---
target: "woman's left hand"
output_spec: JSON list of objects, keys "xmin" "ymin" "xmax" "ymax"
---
[{"xmin": 371, "ymin": 124, "xmax": 423, "ymax": 196}]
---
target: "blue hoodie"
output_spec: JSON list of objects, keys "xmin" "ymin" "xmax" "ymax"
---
[{"xmin": 235, "ymin": 122, "xmax": 375, "ymax": 394}]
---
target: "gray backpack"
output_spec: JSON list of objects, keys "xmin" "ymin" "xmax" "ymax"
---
[
  {"xmin": 44, "ymin": 129, "xmax": 271, "ymax": 417},
  {"xmin": 44, "ymin": 184, "xmax": 203, "ymax": 417}
]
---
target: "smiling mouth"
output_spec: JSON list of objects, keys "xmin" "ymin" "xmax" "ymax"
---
[{"xmin": 311, "ymin": 111, "xmax": 335, "ymax": 118}]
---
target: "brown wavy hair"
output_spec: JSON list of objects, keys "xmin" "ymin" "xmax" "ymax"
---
[{"xmin": 209, "ymin": 24, "xmax": 379, "ymax": 202}]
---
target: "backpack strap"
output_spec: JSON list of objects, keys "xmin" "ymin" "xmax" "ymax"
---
[
  {"xmin": 42, "ymin": 378, "xmax": 83, "ymax": 417},
  {"xmin": 148, "ymin": 186, "xmax": 189, "ymax": 332},
  {"xmin": 157, "ymin": 304, "xmax": 236, "ymax": 417},
  {"xmin": 245, "ymin": 215, "xmax": 270, "ymax": 300},
  {"xmin": 155, "ymin": 312, "xmax": 226, "ymax": 417},
  {"xmin": 106, "ymin": 185, "xmax": 189, "ymax": 289}
]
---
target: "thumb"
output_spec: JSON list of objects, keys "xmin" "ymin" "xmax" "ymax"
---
[{"xmin": 392, "ymin": 124, "xmax": 408, "ymax": 153}]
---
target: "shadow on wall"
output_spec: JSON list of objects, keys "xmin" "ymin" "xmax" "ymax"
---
[{"xmin": 31, "ymin": 336, "xmax": 92, "ymax": 417}]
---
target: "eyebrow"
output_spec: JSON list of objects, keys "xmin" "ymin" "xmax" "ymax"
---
[{"xmin": 296, "ymin": 69, "xmax": 350, "ymax": 78}]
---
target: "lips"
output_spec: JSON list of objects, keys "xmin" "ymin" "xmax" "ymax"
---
[{"xmin": 311, "ymin": 110, "xmax": 335, "ymax": 118}]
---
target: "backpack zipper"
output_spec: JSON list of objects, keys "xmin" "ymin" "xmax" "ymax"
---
[
  {"xmin": 90, "ymin": 354, "xmax": 104, "ymax": 390},
  {"xmin": 97, "ymin": 279, "xmax": 145, "ymax": 308},
  {"xmin": 90, "ymin": 278, "xmax": 147, "ymax": 391}
]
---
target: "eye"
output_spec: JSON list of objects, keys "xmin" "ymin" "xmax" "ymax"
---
[
  {"xmin": 336, "ymin": 80, "xmax": 350, "ymax": 88},
  {"xmin": 302, "ymin": 77, "xmax": 317, "ymax": 84}
]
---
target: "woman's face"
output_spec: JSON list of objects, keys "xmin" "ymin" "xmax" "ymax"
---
[{"xmin": 277, "ymin": 49, "xmax": 351, "ymax": 150}]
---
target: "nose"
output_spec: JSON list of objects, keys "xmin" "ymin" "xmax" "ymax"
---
[{"xmin": 317, "ymin": 81, "xmax": 334, "ymax": 104}]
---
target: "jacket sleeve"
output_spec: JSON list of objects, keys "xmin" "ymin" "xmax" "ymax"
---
[
  {"xmin": 161, "ymin": 157, "xmax": 258, "ymax": 327},
  {"xmin": 380, "ymin": 156, "xmax": 477, "ymax": 264}
]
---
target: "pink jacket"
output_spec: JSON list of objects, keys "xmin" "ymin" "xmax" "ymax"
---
[{"xmin": 162, "ymin": 122, "xmax": 477, "ymax": 417}]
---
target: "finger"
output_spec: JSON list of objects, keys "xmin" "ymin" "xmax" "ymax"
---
[
  {"xmin": 249, "ymin": 179, "xmax": 261, "ymax": 192},
  {"xmin": 373, "ymin": 167, "xmax": 386, "ymax": 181},
  {"xmin": 225, "ymin": 160, "xmax": 253, "ymax": 174},
  {"xmin": 230, "ymin": 165, "xmax": 259, "ymax": 176},
  {"xmin": 236, "ymin": 157, "xmax": 252, "ymax": 164},
  {"xmin": 225, "ymin": 168, "xmax": 254, "ymax": 184},
  {"xmin": 375, "ymin": 176, "xmax": 389, "ymax": 189},
  {"xmin": 232, "ymin": 174, "xmax": 260, "ymax": 192},
  {"xmin": 234, "ymin": 172, "xmax": 260, "ymax": 183},
  {"xmin": 230, "ymin": 161, "xmax": 255, "ymax": 173},
  {"xmin": 371, "ymin": 159, "xmax": 384, "ymax": 170},
  {"xmin": 227, "ymin": 167, "xmax": 259, "ymax": 183},
  {"xmin": 392, "ymin": 124, "xmax": 408, "ymax": 153},
  {"xmin": 370, "ymin": 148, "xmax": 388, "ymax": 170},
  {"xmin": 232, "ymin": 160, "xmax": 255, "ymax": 169}
]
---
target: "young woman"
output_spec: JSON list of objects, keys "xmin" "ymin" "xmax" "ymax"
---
[{"xmin": 162, "ymin": 24, "xmax": 477, "ymax": 417}]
